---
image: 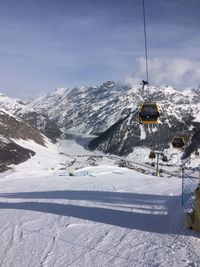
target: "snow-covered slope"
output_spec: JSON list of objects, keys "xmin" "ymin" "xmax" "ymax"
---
[
  {"xmin": 0, "ymin": 109, "xmax": 54, "ymax": 172},
  {"xmin": 0, "ymin": 139, "xmax": 200, "ymax": 267}
]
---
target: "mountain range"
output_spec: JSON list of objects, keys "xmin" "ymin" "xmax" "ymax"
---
[
  {"xmin": 31, "ymin": 81, "xmax": 200, "ymax": 158},
  {"xmin": 1, "ymin": 81, "xmax": 200, "ymax": 171}
]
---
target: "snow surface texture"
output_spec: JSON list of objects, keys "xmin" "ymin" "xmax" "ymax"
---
[{"xmin": 0, "ymin": 139, "xmax": 200, "ymax": 267}]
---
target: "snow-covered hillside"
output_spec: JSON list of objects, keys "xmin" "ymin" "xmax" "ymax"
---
[
  {"xmin": 30, "ymin": 81, "xmax": 132, "ymax": 134},
  {"xmin": 87, "ymin": 85, "xmax": 200, "ymax": 159},
  {"xmin": 0, "ymin": 109, "xmax": 57, "ymax": 172},
  {"xmin": 0, "ymin": 92, "xmax": 61, "ymax": 140},
  {"xmin": 0, "ymin": 139, "xmax": 200, "ymax": 267},
  {"xmin": 0, "ymin": 110, "xmax": 63, "ymax": 172}
]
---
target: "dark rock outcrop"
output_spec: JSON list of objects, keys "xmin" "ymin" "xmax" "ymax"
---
[
  {"xmin": 0, "ymin": 142, "xmax": 35, "ymax": 172},
  {"xmin": 0, "ymin": 110, "xmax": 45, "ymax": 146},
  {"xmin": 21, "ymin": 111, "xmax": 62, "ymax": 141},
  {"xmin": 0, "ymin": 110, "xmax": 47, "ymax": 171}
]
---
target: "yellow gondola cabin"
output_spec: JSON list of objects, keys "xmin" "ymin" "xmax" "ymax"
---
[{"xmin": 139, "ymin": 102, "xmax": 160, "ymax": 124}]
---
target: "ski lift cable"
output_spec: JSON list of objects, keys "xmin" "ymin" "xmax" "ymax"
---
[{"xmin": 142, "ymin": 0, "xmax": 149, "ymax": 86}]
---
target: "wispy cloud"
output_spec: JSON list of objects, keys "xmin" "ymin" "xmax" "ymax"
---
[{"xmin": 126, "ymin": 57, "xmax": 200, "ymax": 90}]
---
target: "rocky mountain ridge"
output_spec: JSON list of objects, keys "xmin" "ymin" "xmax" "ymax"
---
[
  {"xmin": 30, "ymin": 81, "xmax": 200, "ymax": 157},
  {"xmin": 0, "ymin": 93, "xmax": 61, "ymax": 140}
]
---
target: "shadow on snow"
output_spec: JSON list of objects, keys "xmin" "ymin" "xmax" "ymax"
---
[{"xmin": 0, "ymin": 190, "xmax": 192, "ymax": 235}]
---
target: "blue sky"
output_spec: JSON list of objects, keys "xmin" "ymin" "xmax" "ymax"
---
[{"xmin": 0, "ymin": 0, "xmax": 200, "ymax": 98}]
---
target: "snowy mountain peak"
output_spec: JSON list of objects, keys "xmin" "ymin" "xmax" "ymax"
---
[
  {"xmin": 29, "ymin": 81, "xmax": 200, "ymax": 157},
  {"xmin": 54, "ymin": 87, "xmax": 69, "ymax": 95}
]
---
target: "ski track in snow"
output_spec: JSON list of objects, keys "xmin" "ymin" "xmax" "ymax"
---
[{"xmin": 0, "ymin": 139, "xmax": 200, "ymax": 266}]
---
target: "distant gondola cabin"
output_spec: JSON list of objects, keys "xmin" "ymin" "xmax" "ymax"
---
[
  {"xmin": 172, "ymin": 136, "xmax": 185, "ymax": 148},
  {"xmin": 162, "ymin": 155, "xmax": 168, "ymax": 162},
  {"xmin": 149, "ymin": 151, "xmax": 156, "ymax": 159},
  {"xmin": 139, "ymin": 103, "xmax": 160, "ymax": 124}
]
